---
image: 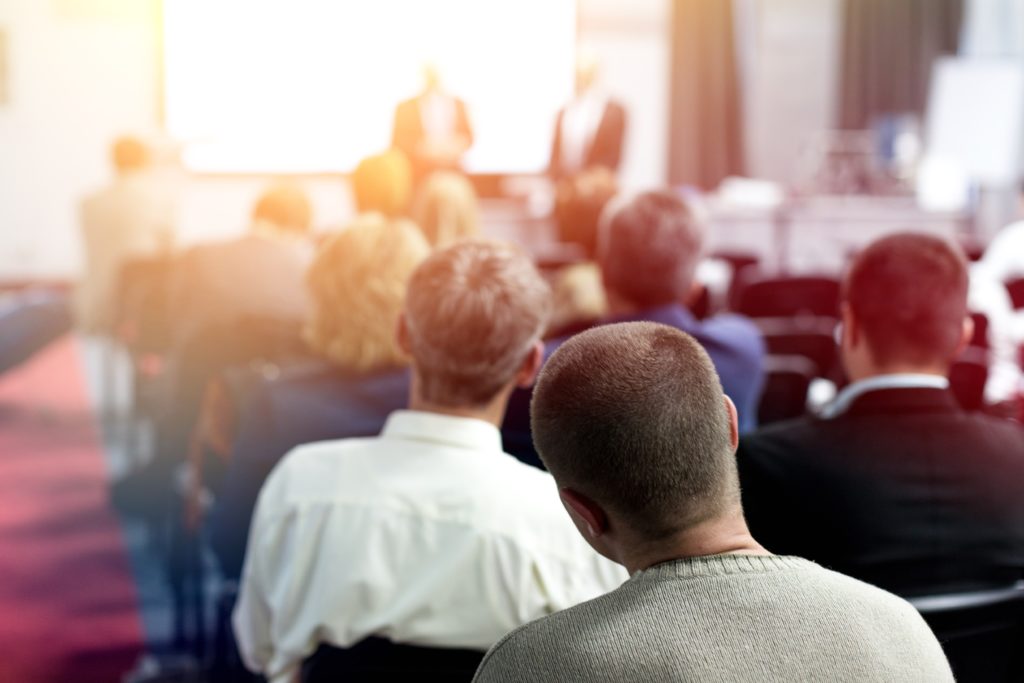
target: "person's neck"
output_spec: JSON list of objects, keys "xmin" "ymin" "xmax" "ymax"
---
[
  {"xmin": 407, "ymin": 386, "xmax": 511, "ymax": 428},
  {"xmin": 846, "ymin": 363, "xmax": 948, "ymax": 384},
  {"xmin": 621, "ymin": 508, "xmax": 769, "ymax": 575}
]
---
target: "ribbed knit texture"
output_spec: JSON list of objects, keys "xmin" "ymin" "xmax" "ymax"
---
[{"xmin": 473, "ymin": 554, "xmax": 953, "ymax": 682}]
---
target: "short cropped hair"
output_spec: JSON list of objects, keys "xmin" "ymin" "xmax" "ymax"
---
[
  {"xmin": 598, "ymin": 191, "xmax": 705, "ymax": 308},
  {"xmin": 403, "ymin": 240, "xmax": 552, "ymax": 407},
  {"xmin": 252, "ymin": 183, "xmax": 313, "ymax": 235},
  {"xmin": 412, "ymin": 171, "xmax": 480, "ymax": 247},
  {"xmin": 352, "ymin": 150, "xmax": 412, "ymax": 217},
  {"xmin": 111, "ymin": 136, "xmax": 150, "ymax": 173},
  {"xmin": 845, "ymin": 233, "xmax": 968, "ymax": 368},
  {"xmin": 304, "ymin": 215, "xmax": 430, "ymax": 371},
  {"xmin": 532, "ymin": 322, "xmax": 736, "ymax": 539}
]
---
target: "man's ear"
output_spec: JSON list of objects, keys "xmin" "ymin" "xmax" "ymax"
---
[
  {"xmin": 840, "ymin": 302, "xmax": 859, "ymax": 348},
  {"xmin": 396, "ymin": 312, "xmax": 412, "ymax": 355},
  {"xmin": 559, "ymin": 487, "xmax": 609, "ymax": 540},
  {"xmin": 514, "ymin": 341, "xmax": 545, "ymax": 389},
  {"xmin": 723, "ymin": 395, "xmax": 739, "ymax": 450},
  {"xmin": 955, "ymin": 315, "xmax": 975, "ymax": 357}
]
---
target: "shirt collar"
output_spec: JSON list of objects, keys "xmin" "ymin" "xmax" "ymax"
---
[
  {"xmin": 381, "ymin": 409, "xmax": 504, "ymax": 454},
  {"xmin": 823, "ymin": 373, "xmax": 950, "ymax": 419}
]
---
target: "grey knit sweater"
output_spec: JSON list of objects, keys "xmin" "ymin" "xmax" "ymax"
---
[{"xmin": 472, "ymin": 554, "xmax": 952, "ymax": 682}]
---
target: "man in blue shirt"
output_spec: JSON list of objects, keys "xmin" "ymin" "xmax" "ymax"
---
[{"xmin": 503, "ymin": 190, "xmax": 764, "ymax": 463}]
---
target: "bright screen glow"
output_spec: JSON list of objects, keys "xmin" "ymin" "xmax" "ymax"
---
[{"xmin": 163, "ymin": 0, "xmax": 576, "ymax": 174}]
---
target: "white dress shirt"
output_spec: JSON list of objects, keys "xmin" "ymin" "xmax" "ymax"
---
[
  {"xmin": 233, "ymin": 410, "xmax": 627, "ymax": 683},
  {"xmin": 559, "ymin": 90, "xmax": 608, "ymax": 174},
  {"xmin": 823, "ymin": 374, "xmax": 950, "ymax": 419}
]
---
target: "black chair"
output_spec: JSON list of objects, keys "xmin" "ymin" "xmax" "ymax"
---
[
  {"xmin": 950, "ymin": 347, "xmax": 989, "ymax": 413},
  {"xmin": 734, "ymin": 274, "xmax": 841, "ymax": 319},
  {"xmin": 756, "ymin": 317, "xmax": 838, "ymax": 378},
  {"xmin": 302, "ymin": 639, "xmax": 485, "ymax": 683},
  {"xmin": 1004, "ymin": 278, "xmax": 1024, "ymax": 311},
  {"xmin": 908, "ymin": 582, "xmax": 1024, "ymax": 683},
  {"xmin": 757, "ymin": 355, "xmax": 816, "ymax": 425}
]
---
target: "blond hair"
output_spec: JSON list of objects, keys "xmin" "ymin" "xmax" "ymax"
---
[
  {"xmin": 304, "ymin": 215, "xmax": 430, "ymax": 371},
  {"xmin": 412, "ymin": 171, "xmax": 480, "ymax": 247}
]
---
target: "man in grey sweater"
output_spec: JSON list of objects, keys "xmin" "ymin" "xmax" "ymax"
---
[{"xmin": 473, "ymin": 322, "xmax": 953, "ymax": 683}]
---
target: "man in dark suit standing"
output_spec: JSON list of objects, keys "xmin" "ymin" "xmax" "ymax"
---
[
  {"xmin": 391, "ymin": 64, "xmax": 473, "ymax": 185},
  {"xmin": 548, "ymin": 51, "xmax": 627, "ymax": 180},
  {"xmin": 738, "ymin": 233, "xmax": 1024, "ymax": 598}
]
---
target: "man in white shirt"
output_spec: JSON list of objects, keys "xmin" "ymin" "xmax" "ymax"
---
[
  {"xmin": 548, "ymin": 51, "xmax": 627, "ymax": 180},
  {"xmin": 233, "ymin": 240, "xmax": 627, "ymax": 683}
]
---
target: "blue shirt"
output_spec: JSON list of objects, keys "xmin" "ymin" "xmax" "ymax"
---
[
  {"xmin": 605, "ymin": 304, "xmax": 765, "ymax": 432},
  {"xmin": 501, "ymin": 305, "xmax": 765, "ymax": 466}
]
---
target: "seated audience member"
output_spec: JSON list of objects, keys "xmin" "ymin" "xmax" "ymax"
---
[
  {"xmin": 170, "ymin": 182, "xmax": 314, "ymax": 347},
  {"xmin": 568, "ymin": 191, "xmax": 764, "ymax": 429},
  {"xmin": 351, "ymin": 149, "xmax": 413, "ymax": 218},
  {"xmin": 473, "ymin": 322, "xmax": 952, "ymax": 682},
  {"xmin": 209, "ymin": 215, "xmax": 429, "ymax": 578},
  {"xmin": 502, "ymin": 191, "xmax": 764, "ymax": 464},
  {"xmin": 738, "ymin": 233, "xmax": 1024, "ymax": 597},
  {"xmin": 233, "ymin": 241, "xmax": 627, "ymax": 682},
  {"xmin": 411, "ymin": 171, "xmax": 480, "ymax": 247},
  {"xmin": 546, "ymin": 166, "xmax": 617, "ymax": 336},
  {"xmin": 77, "ymin": 135, "xmax": 176, "ymax": 334}
]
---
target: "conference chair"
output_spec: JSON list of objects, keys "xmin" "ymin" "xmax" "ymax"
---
[
  {"xmin": 755, "ymin": 316, "xmax": 838, "ymax": 378},
  {"xmin": 908, "ymin": 582, "xmax": 1024, "ymax": 683},
  {"xmin": 1004, "ymin": 277, "xmax": 1024, "ymax": 311},
  {"xmin": 733, "ymin": 274, "xmax": 841, "ymax": 320},
  {"xmin": 301, "ymin": 639, "xmax": 486, "ymax": 683},
  {"xmin": 757, "ymin": 355, "xmax": 816, "ymax": 425}
]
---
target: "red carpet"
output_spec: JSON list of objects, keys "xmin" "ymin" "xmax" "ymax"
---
[{"xmin": 0, "ymin": 338, "xmax": 143, "ymax": 683}]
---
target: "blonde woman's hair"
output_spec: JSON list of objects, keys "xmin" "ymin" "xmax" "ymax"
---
[
  {"xmin": 412, "ymin": 171, "xmax": 480, "ymax": 247},
  {"xmin": 304, "ymin": 214, "xmax": 430, "ymax": 372}
]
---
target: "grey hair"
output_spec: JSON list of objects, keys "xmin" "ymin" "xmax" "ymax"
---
[
  {"xmin": 403, "ymin": 239, "xmax": 552, "ymax": 407},
  {"xmin": 597, "ymin": 190, "xmax": 707, "ymax": 309}
]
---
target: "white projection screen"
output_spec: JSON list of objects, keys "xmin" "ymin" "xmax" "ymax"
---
[{"xmin": 163, "ymin": 0, "xmax": 577, "ymax": 174}]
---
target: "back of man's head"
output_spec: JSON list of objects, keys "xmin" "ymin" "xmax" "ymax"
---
[
  {"xmin": 598, "ymin": 191, "xmax": 705, "ymax": 309},
  {"xmin": 845, "ymin": 233, "xmax": 968, "ymax": 369},
  {"xmin": 403, "ymin": 240, "xmax": 551, "ymax": 408},
  {"xmin": 353, "ymin": 150, "xmax": 412, "ymax": 217},
  {"xmin": 252, "ymin": 183, "xmax": 313, "ymax": 236},
  {"xmin": 111, "ymin": 136, "xmax": 150, "ymax": 174},
  {"xmin": 532, "ymin": 322, "xmax": 737, "ymax": 540}
]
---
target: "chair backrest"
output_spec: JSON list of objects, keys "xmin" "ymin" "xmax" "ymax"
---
[
  {"xmin": 756, "ymin": 317, "xmax": 838, "ymax": 378},
  {"xmin": 757, "ymin": 354, "xmax": 816, "ymax": 425},
  {"xmin": 1004, "ymin": 278, "xmax": 1024, "ymax": 311},
  {"xmin": 908, "ymin": 582, "xmax": 1024, "ymax": 683},
  {"xmin": 114, "ymin": 255, "xmax": 176, "ymax": 354},
  {"xmin": 302, "ymin": 639, "xmax": 485, "ymax": 683},
  {"xmin": 735, "ymin": 274, "xmax": 841, "ymax": 319},
  {"xmin": 949, "ymin": 347, "xmax": 989, "ymax": 412}
]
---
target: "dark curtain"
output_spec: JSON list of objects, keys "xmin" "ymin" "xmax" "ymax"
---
[
  {"xmin": 839, "ymin": 0, "xmax": 964, "ymax": 130},
  {"xmin": 668, "ymin": 0, "xmax": 745, "ymax": 189}
]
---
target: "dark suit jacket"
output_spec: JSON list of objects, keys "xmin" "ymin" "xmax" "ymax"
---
[
  {"xmin": 548, "ymin": 99, "xmax": 627, "ymax": 178},
  {"xmin": 391, "ymin": 94, "xmax": 473, "ymax": 181},
  {"xmin": 737, "ymin": 387, "xmax": 1024, "ymax": 597}
]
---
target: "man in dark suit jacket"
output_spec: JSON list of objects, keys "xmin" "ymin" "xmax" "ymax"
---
[
  {"xmin": 738, "ymin": 233, "xmax": 1024, "ymax": 597},
  {"xmin": 548, "ymin": 53, "xmax": 627, "ymax": 179},
  {"xmin": 391, "ymin": 65, "xmax": 473, "ymax": 184}
]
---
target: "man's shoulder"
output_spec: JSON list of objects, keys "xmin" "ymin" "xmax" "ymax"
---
[
  {"xmin": 474, "ymin": 589, "xmax": 616, "ymax": 680},
  {"xmin": 693, "ymin": 313, "xmax": 764, "ymax": 352}
]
